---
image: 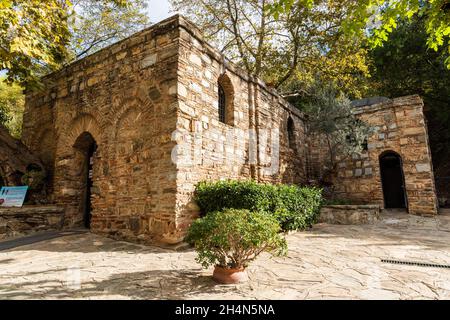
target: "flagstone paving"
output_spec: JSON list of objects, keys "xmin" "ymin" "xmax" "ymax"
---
[{"xmin": 1, "ymin": 210, "xmax": 450, "ymax": 300}]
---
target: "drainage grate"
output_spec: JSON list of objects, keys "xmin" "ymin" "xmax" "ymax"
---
[{"xmin": 381, "ymin": 259, "xmax": 450, "ymax": 269}]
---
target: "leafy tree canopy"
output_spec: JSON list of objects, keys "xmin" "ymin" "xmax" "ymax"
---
[
  {"xmin": 0, "ymin": 0, "xmax": 139, "ymax": 88},
  {"xmin": 171, "ymin": 0, "xmax": 370, "ymax": 97},
  {"xmin": 292, "ymin": 80, "xmax": 372, "ymax": 174},
  {"xmin": 68, "ymin": 0, "xmax": 150, "ymax": 61},
  {"xmin": 0, "ymin": 76, "xmax": 24, "ymax": 138},
  {"xmin": 366, "ymin": 16, "xmax": 450, "ymax": 178},
  {"xmin": 270, "ymin": 0, "xmax": 450, "ymax": 68}
]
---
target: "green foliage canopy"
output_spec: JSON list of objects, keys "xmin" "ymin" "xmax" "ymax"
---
[
  {"xmin": 68, "ymin": 0, "xmax": 150, "ymax": 61},
  {"xmin": 0, "ymin": 0, "xmax": 71, "ymax": 87},
  {"xmin": 170, "ymin": 0, "xmax": 370, "ymax": 96},
  {"xmin": 0, "ymin": 76, "xmax": 24, "ymax": 138},
  {"xmin": 194, "ymin": 180, "xmax": 323, "ymax": 231},
  {"xmin": 367, "ymin": 16, "xmax": 450, "ymax": 179},
  {"xmin": 0, "ymin": 0, "xmax": 133, "ymax": 87},
  {"xmin": 185, "ymin": 208, "xmax": 288, "ymax": 269},
  {"xmin": 270, "ymin": 0, "xmax": 450, "ymax": 68},
  {"xmin": 293, "ymin": 81, "xmax": 373, "ymax": 173}
]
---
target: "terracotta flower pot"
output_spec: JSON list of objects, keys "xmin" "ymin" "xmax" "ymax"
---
[{"xmin": 213, "ymin": 266, "xmax": 249, "ymax": 284}]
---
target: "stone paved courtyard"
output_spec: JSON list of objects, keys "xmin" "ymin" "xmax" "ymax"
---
[{"xmin": 1, "ymin": 210, "xmax": 450, "ymax": 300}]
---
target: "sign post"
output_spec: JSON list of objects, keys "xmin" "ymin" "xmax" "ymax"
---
[{"xmin": 0, "ymin": 186, "xmax": 29, "ymax": 208}]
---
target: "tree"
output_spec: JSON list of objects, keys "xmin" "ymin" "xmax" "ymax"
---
[
  {"xmin": 368, "ymin": 17, "xmax": 450, "ymax": 124},
  {"xmin": 291, "ymin": 81, "xmax": 372, "ymax": 181},
  {"xmin": 0, "ymin": 77, "xmax": 24, "ymax": 138},
  {"xmin": 0, "ymin": 0, "xmax": 131, "ymax": 87},
  {"xmin": 270, "ymin": 0, "xmax": 450, "ymax": 68},
  {"xmin": 170, "ymin": 0, "xmax": 370, "ymax": 97},
  {"xmin": 1, "ymin": 0, "xmax": 149, "ymax": 139},
  {"xmin": 366, "ymin": 16, "xmax": 450, "ymax": 183},
  {"xmin": 68, "ymin": 0, "xmax": 150, "ymax": 61}
]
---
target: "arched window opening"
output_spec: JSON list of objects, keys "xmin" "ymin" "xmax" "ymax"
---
[
  {"xmin": 218, "ymin": 83, "xmax": 226, "ymax": 123},
  {"xmin": 287, "ymin": 117, "xmax": 296, "ymax": 151},
  {"xmin": 217, "ymin": 73, "xmax": 235, "ymax": 126}
]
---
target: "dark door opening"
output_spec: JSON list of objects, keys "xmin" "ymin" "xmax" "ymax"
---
[
  {"xmin": 74, "ymin": 132, "xmax": 97, "ymax": 229},
  {"xmin": 84, "ymin": 143, "xmax": 97, "ymax": 228},
  {"xmin": 380, "ymin": 152, "xmax": 407, "ymax": 209}
]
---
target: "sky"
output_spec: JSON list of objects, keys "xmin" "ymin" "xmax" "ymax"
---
[{"xmin": 146, "ymin": 0, "xmax": 174, "ymax": 23}]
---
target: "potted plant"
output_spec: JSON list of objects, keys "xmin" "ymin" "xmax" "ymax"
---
[{"xmin": 185, "ymin": 209, "xmax": 287, "ymax": 284}]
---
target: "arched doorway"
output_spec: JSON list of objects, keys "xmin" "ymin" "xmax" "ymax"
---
[
  {"xmin": 379, "ymin": 151, "xmax": 408, "ymax": 209},
  {"xmin": 73, "ymin": 132, "xmax": 97, "ymax": 229}
]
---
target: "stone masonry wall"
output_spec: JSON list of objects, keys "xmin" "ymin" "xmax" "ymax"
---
[
  {"xmin": 310, "ymin": 95, "xmax": 438, "ymax": 215},
  {"xmin": 0, "ymin": 206, "xmax": 64, "ymax": 240},
  {"xmin": 23, "ymin": 15, "xmax": 308, "ymax": 244},
  {"xmin": 319, "ymin": 205, "xmax": 380, "ymax": 225},
  {"xmin": 22, "ymin": 15, "xmax": 439, "ymax": 246},
  {"xmin": 23, "ymin": 17, "xmax": 182, "ymax": 243},
  {"xmin": 172, "ymin": 18, "xmax": 308, "ymax": 240}
]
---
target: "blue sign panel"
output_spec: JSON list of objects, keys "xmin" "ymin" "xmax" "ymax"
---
[{"xmin": 0, "ymin": 186, "xmax": 28, "ymax": 208}]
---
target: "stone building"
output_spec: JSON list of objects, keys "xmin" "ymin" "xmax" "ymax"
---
[
  {"xmin": 309, "ymin": 95, "xmax": 438, "ymax": 216},
  {"xmin": 21, "ymin": 15, "xmax": 438, "ymax": 245}
]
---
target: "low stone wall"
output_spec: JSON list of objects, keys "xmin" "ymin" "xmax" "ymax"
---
[
  {"xmin": 319, "ymin": 205, "xmax": 380, "ymax": 225},
  {"xmin": 0, "ymin": 206, "xmax": 65, "ymax": 240}
]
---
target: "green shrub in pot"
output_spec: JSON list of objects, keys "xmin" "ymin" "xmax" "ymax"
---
[{"xmin": 185, "ymin": 209, "xmax": 287, "ymax": 273}]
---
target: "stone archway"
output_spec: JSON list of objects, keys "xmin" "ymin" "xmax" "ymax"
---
[
  {"xmin": 380, "ymin": 151, "xmax": 408, "ymax": 209},
  {"xmin": 54, "ymin": 114, "xmax": 102, "ymax": 228}
]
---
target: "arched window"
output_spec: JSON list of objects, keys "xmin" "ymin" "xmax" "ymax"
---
[
  {"xmin": 287, "ymin": 117, "xmax": 296, "ymax": 151},
  {"xmin": 217, "ymin": 73, "xmax": 235, "ymax": 126},
  {"xmin": 218, "ymin": 83, "xmax": 226, "ymax": 123}
]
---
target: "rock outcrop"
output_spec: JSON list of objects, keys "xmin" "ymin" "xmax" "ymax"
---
[{"xmin": 0, "ymin": 124, "xmax": 44, "ymax": 187}]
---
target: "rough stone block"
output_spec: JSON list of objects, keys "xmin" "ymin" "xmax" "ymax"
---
[
  {"xmin": 141, "ymin": 54, "xmax": 158, "ymax": 68},
  {"xmin": 319, "ymin": 205, "xmax": 380, "ymax": 225},
  {"xmin": 416, "ymin": 163, "xmax": 431, "ymax": 173},
  {"xmin": 189, "ymin": 54, "xmax": 202, "ymax": 66}
]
